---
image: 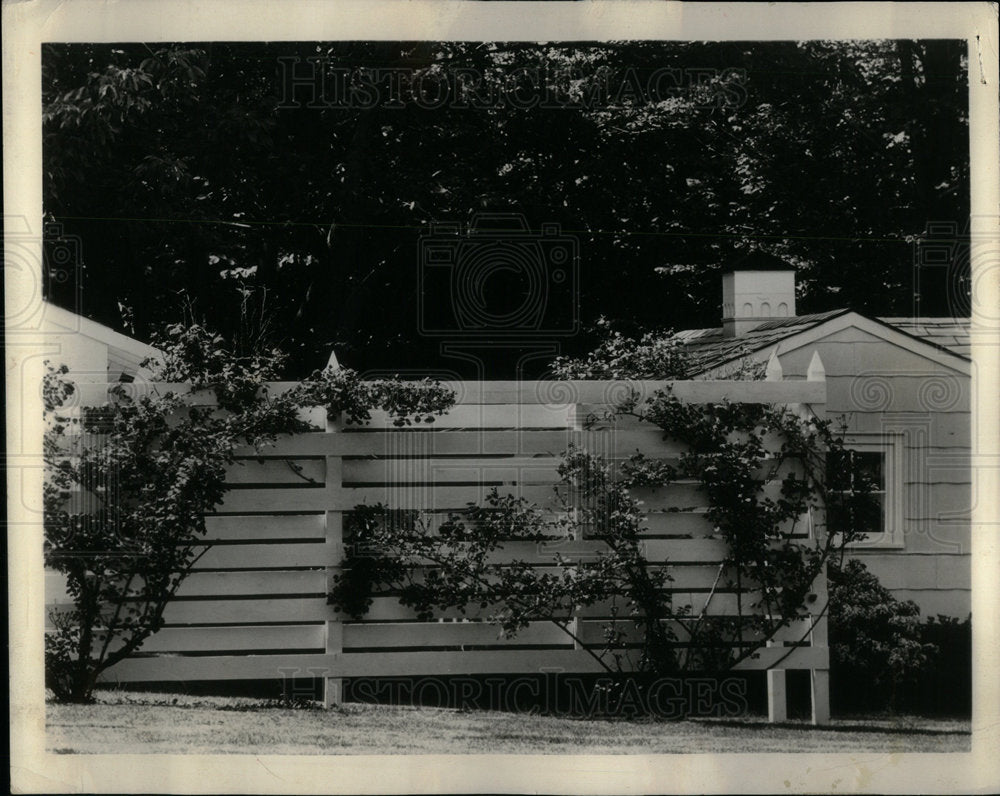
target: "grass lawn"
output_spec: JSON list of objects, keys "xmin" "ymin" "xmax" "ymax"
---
[{"xmin": 46, "ymin": 691, "xmax": 970, "ymax": 755}]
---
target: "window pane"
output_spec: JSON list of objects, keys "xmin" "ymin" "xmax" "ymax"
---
[
  {"xmin": 826, "ymin": 448, "xmax": 886, "ymax": 539},
  {"xmin": 825, "ymin": 450, "xmax": 852, "ymax": 491},
  {"xmin": 855, "ymin": 451, "xmax": 884, "ymax": 489}
]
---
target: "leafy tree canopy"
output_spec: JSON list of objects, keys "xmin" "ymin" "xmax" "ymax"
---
[{"xmin": 43, "ymin": 40, "xmax": 968, "ymax": 377}]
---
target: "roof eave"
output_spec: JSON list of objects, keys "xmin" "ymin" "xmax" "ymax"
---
[{"xmin": 687, "ymin": 310, "xmax": 971, "ymax": 378}]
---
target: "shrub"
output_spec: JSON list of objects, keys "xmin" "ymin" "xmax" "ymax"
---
[
  {"xmin": 550, "ymin": 317, "xmax": 691, "ymax": 379},
  {"xmin": 549, "ymin": 317, "xmax": 766, "ymax": 380},
  {"xmin": 44, "ymin": 324, "xmax": 454, "ymax": 703},
  {"xmin": 827, "ymin": 558, "xmax": 936, "ymax": 712},
  {"xmin": 903, "ymin": 614, "xmax": 972, "ymax": 716}
]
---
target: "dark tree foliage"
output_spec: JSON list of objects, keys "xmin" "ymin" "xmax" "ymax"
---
[{"xmin": 43, "ymin": 40, "xmax": 968, "ymax": 377}]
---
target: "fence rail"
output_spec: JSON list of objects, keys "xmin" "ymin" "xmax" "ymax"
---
[{"xmin": 45, "ymin": 375, "xmax": 830, "ymax": 723}]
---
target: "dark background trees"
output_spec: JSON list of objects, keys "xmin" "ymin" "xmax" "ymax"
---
[{"xmin": 42, "ymin": 40, "xmax": 969, "ymax": 378}]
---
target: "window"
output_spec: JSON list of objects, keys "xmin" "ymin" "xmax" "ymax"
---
[{"xmin": 826, "ymin": 434, "xmax": 904, "ymax": 549}]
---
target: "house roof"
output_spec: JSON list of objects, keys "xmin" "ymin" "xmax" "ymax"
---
[
  {"xmin": 41, "ymin": 301, "xmax": 162, "ymax": 380},
  {"xmin": 674, "ymin": 310, "xmax": 850, "ymax": 374},
  {"xmin": 877, "ymin": 317, "xmax": 971, "ymax": 358},
  {"xmin": 42, "ymin": 302, "xmax": 159, "ymax": 356},
  {"xmin": 675, "ymin": 310, "xmax": 971, "ymax": 375}
]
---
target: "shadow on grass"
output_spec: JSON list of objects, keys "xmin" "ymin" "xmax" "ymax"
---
[{"xmin": 688, "ymin": 718, "xmax": 970, "ymax": 737}]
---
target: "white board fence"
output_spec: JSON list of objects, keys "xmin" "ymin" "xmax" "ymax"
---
[{"xmin": 45, "ymin": 373, "xmax": 830, "ymax": 723}]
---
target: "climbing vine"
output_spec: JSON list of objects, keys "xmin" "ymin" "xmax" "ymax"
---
[
  {"xmin": 609, "ymin": 386, "xmax": 878, "ymax": 666},
  {"xmin": 331, "ymin": 384, "xmax": 879, "ymax": 679}
]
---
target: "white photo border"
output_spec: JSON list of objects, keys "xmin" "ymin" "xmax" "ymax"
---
[{"xmin": 6, "ymin": 2, "xmax": 999, "ymax": 793}]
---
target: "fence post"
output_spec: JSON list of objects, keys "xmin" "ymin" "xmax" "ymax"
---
[
  {"xmin": 809, "ymin": 569, "xmax": 831, "ymax": 725},
  {"xmin": 764, "ymin": 349, "xmax": 787, "ymax": 722},
  {"xmin": 806, "ymin": 350, "xmax": 831, "ymax": 724},
  {"xmin": 764, "ymin": 348, "xmax": 783, "ymax": 381},
  {"xmin": 323, "ymin": 407, "xmax": 345, "ymax": 708},
  {"xmin": 762, "ymin": 350, "xmax": 831, "ymax": 723},
  {"xmin": 766, "ymin": 640, "xmax": 788, "ymax": 722}
]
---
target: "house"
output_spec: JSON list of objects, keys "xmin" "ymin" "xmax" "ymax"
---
[
  {"xmin": 39, "ymin": 301, "xmax": 161, "ymax": 383},
  {"xmin": 674, "ymin": 257, "xmax": 972, "ymax": 619}
]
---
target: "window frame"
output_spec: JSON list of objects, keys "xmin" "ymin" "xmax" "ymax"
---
[{"xmin": 830, "ymin": 432, "xmax": 905, "ymax": 550}]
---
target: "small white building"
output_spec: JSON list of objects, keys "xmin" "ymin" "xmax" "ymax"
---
[
  {"xmin": 39, "ymin": 301, "xmax": 161, "ymax": 383},
  {"xmin": 675, "ymin": 262, "xmax": 971, "ymax": 618}
]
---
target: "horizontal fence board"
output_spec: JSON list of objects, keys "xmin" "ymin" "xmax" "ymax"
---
[
  {"xmin": 342, "ymin": 458, "xmax": 563, "ymax": 485},
  {"xmin": 342, "ymin": 618, "xmax": 811, "ymax": 650},
  {"xmin": 47, "ymin": 597, "xmax": 332, "ymax": 626},
  {"xmin": 176, "ymin": 570, "xmax": 328, "ymax": 597},
  {"xmin": 100, "ymin": 642, "xmax": 826, "ymax": 683},
  {"xmin": 225, "ymin": 459, "xmax": 325, "ymax": 485},
  {"xmin": 639, "ymin": 511, "xmax": 715, "ymax": 536},
  {"xmin": 396, "ymin": 563, "xmax": 732, "ymax": 592},
  {"xmin": 638, "ymin": 538, "xmax": 729, "ymax": 562},
  {"xmin": 576, "ymin": 618, "xmax": 813, "ymax": 646},
  {"xmin": 133, "ymin": 625, "xmax": 325, "ymax": 653},
  {"xmin": 577, "ymin": 617, "xmax": 808, "ymax": 647},
  {"xmin": 216, "ymin": 484, "xmax": 739, "ymax": 513},
  {"xmin": 341, "ymin": 484, "xmax": 552, "ymax": 512},
  {"xmin": 334, "ymin": 649, "xmax": 611, "ymax": 677},
  {"xmin": 337, "ymin": 508, "xmax": 718, "ymax": 537},
  {"xmin": 235, "ymin": 429, "xmax": 686, "ymax": 458},
  {"xmin": 45, "ymin": 570, "xmax": 328, "ymax": 603},
  {"xmin": 434, "ymin": 380, "xmax": 825, "ymax": 407},
  {"xmin": 69, "ymin": 379, "xmax": 823, "ymax": 411},
  {"xmin": 349, "ymin": 405, "xmax": 575, "ymax": 430},
  {"xmin": 52, "ymin": 589, "xmax": 778, "ymax": 628},
  {"xmin": 671, "ymin": 592, "xmax": 762, "ymax": 616},
  {"xmin": 386, "ymin": 538, "xmax": 730, "ymax": 565},
  {"xmin": 68, "ymin": 381, "xmax": 824, "ymax": 421},
  {"xmin": 214, "ymin": 489, "xmax": 331, "ymax": 513},
  {"xmin": 101, "ymin": 653, "xmax": 339, "ymax": 683},
  {"xmin": 360, "ymin": 598, "xmax": 504, "ymax": 622},
  {"xmin": 340, "ymin": 457, "xmax": 787, "ymax": 488},
  {"xmin": 334, "ymin": 644, "xmax": 827, "ymax": 677},
  {"xmin": 344, "ymin": 621, "xmax": 571, "ymax": 649},
  {"xmin": 69, "ymin": 382, "xmax": 311, "ymax": 407},
  {"xmin": 731, "ymin": 645, "xmax": 828, "ymax": 671},
  {"xmin": 361, "ymin": 592, "xmax": 765, "ymax": 622},
  {"xmin": 578, "ymin": 592, "xmax": 764, "ymax": 617},
  {"xmin": 190, "ymin": 543, "xmax": 335, "ymax": 570},
  {"xmin": 161, "ymin": 598, "xmax": 332, "ymax": 625},
  {"xmin": 202, "ymin": 514, "xmax": 326, "ymax": 541},
  {"xmin": 337, "ymin": 482, "xmax": 707, "ymax": 512},
  {"xmin": 51, "ymin": 427, "xmax": 655, "ymax": 459}
]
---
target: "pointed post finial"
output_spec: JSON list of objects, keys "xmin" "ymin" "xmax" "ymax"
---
[
  {"xmin": 764, "ymin": 348, "xmax": 783, "ymax": 381},
  {"xmin": 806, "ymin": 350, "xmax": 826, "ymax": 382}
]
